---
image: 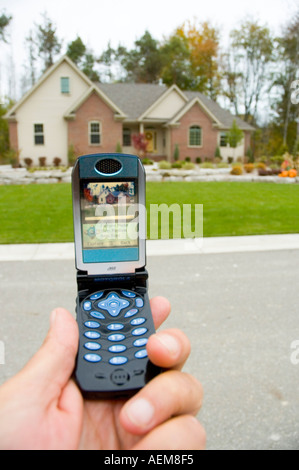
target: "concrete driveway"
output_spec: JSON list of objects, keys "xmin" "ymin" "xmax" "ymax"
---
[{"xmin": 0, "ymin": 235, "xmax": 299, "ymax": 450}]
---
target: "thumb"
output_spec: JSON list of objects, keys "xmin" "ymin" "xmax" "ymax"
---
[{"xmin": 20, "ymin": 308, "xmax": 79, "ymax": 398}]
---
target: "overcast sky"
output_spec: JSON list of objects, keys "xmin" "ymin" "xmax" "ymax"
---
[{"xmin": 0, "ymin": 0, "xmax": 298, "ymax": 99}]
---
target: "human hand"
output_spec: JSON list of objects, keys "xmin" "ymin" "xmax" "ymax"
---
[{"xmin": 0, "ymin": 297, "xmax": 205, "ymax": 450}]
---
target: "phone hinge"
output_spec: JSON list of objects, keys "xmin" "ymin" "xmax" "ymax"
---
[{"xmin": 76, "ymin": 268, "xmax": 148, "ymax": 295}]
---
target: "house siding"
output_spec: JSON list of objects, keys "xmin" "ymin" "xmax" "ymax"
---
[
  {"xmin": 67, "ymin": 92, "xmax": 122, "ymax": 157},
  {"xmin": 170, "ymin": 102, "xmax": 218, "ymax": 161},
  {"xmin": 13, "ymin": 61, "xmax": 90, "ymax": 165}
]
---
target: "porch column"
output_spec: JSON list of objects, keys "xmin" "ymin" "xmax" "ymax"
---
[{"xmin": 139, "ymin": 123, "xmax": 144, "ymax": 134}]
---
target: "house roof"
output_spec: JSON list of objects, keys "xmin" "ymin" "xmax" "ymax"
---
[
  {"xmin": 184, "ymin": 91, "xmax": 255, "ymax": 131},
  {"xmin": 96, "ymin": 82, "xmax": 254, "ymax": 131},
  {"xmin": 96, "ymin": 83, "xmax": 167, "ymax": 121},
  {"xmin": 5, "ymin": 54, "xmax": 254, "ymax": 132}
]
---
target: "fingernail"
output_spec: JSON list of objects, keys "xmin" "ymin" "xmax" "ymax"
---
[
  {"xmin": 125, "ymin": 398, "xmax": 155, "ymax": 428},
  {"xmin": 50, "ymin": 309, "xmax": 57, "ymax": 326},
  {"xmin": 156, "ymin": 333, "xmax": 180, "ymax": 357}
]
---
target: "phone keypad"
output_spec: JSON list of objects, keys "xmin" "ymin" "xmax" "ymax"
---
[{"xmin": 80, "ymin": 289, "xmax": 150, "ymax": 366}]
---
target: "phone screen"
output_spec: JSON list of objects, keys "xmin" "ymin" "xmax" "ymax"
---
[{"xmin": 80, "ymin": 180, "xmax": 140, "ymax": 263}]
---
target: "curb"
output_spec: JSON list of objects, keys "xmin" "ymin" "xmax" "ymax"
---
[{"xmin": 0, "ymin": 234, "xmax": 299, "ymax": 261}]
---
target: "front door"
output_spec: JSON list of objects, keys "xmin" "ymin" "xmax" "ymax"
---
[{"xmin": 145, "ymin": 130, "xmax": 157, "ymax": 153}]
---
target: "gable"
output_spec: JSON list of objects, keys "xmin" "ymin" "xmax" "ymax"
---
[
  {"xmin": 169, "ymin": 96, "xmax": 222, "ymax": 127},
  {"xmin": 5, "ymin": 56, "xmax": 92, "ymax": 119},
  {"xmin": 145, "ymin": 87, "xmax": 187, "ymax": 120}
]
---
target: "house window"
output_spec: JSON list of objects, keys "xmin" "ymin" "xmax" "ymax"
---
[
  {"xmin": 89, "ymin": 121, "xmax": 101, "ymax": 145},
  {"xmin": 60, "ymin": 77, "xmax": 70, "ymax": 94},
  {"xmin": 189, "ymin": 125, "xmax": 202, "ymax": 147},
  {"xmin": 34, "ymin": 124, "xmax": 44, "ymax": 145},
  {"xmin": 220, "ymin": 132, "xmax": 228, "ymax": 147},
  {"xmin": 123, "ymin": 128, "xmax": 131, "ymax": 146}
]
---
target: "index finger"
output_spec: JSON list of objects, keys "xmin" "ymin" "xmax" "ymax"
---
[{"xmin": 150, "ymin": 296, "xmax": 171, "ymax": 330}]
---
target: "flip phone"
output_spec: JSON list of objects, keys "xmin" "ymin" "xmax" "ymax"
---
[{"xmin": 72, "ymin": 153, "xmax": 159, "ymax": 398}]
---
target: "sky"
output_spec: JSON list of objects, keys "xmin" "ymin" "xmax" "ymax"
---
[{"xmin": 0, "ymin": 0, "xmax": 298, "ymax": 100}]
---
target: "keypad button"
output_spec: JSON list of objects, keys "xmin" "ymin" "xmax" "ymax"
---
[
  {"xmin": 109, "ymin": 356, "xmax": 128, "ymax": 365},
  {"xmin": 108, "ymin": 345, "xmax": 127, "ymax": 353},
  {"xmin": 135, "ymin": 349, "xmax": 148, "ymax": 359},
  {"xmin": 133, "ymin": 338, "xmax": 148, "ymax": 347},
  {"xmin": 84, "ymin": 342, "xmax": 101, "ymax": 351},
  {"xmin": 107, "ymin": 323, "xmax": 124, "ymax": 331},
  {"xmin": 90, "ymin": 311, "xmax": 105, "ymax": 320},
  {"xmin": 132, "ymin": 327, "xmax": 148, "ymax": 336},
  {"xmin": 84, "ymin": 354, "xmax": 102, "ymax": 363},
  {"xmin": 83, "ymin": 301, "xmax": 92, "ymax": 311},
  {"xmin": 135, "ymin": 298, "xmax": 144, "ymax": 308},
  {"xmin": 90, "ymin": 293, "xmax": 104, "ymax": 300},
  {"xmin": 98, "ymin": 293, "xmax": 129, "ymax": 317},
  {"xmin": 121, "ymin": 290, "xmax": 136, "ymax": 298},
  {"xmin": 84, "ymin": 331, "xmax": 101, "ymax": 339},
  {"xmin": 124, "ymin": 309, "xmax": 138, "ymax": 318},
  {"xmin": 84, "ymin": 321, "xmax": 100, "ymax": 329},
  {"xmin": 108, "ymin": 333, "xmax": 126, "ymax": 342},
  {"xmin": 131, "ymin": 317, "xmax": 146, "ymax": 326}
]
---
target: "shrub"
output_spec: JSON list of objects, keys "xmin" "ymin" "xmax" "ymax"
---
[
  {"xmin": 258, "ymin": 169, "xmax": 271, "ymax": 176},
  {"xmin": 173, "ymin": 144, "xmax": 180, "ymax": 161},
  {"xmin": 195, "ymin": 157, "xmax": 202, "ymax": 164},
  {"xmin": 158, "ymin": 160, "xmax": 171, "ymax": 170},
  {"xmin": 53, "ymin": 157, "xmax": 62, "ymax": 167},
  {"xmin": 116, "ymin": 142, "xmax": 122, "ymax": 153},
  {"xmin": 217, "ymin": 162, "xmax": 229, "ymax": 168},
  {"xmin": 270, "ymin": 155, "xmax": 284, "ymax": 166},
  {"xmin": 185, "ymin": 156, "xmax": 191, "ymax": 162},
  {"xmin": 68, "ymin": 144, "xmax": 77, "ymax": 166},
  {"xmin": 184, "ymin": 162, "xmax": 195, "ymax": 170},
  {"xmin": 214, "ymin": 146, "xmax": 222, "ymax": 159},
  {"xmin": 24, "ymin": 158, "xmax": 33, "ymax": 168},
  {"xmin": 171, "ymin": 161, "xmax": 184, "ymax": 169},
  {"xmin": 244, "ymin": 163, "xmax": 254, "ymax": 173},
  {"xmin": 256, "ymin": 162, "xmax": 267, "ymax": 170},
  {"xmin": 39, "ymin": 157, "xmax": 47, "ymax": 167},
  {"xmin": 230, "ymin": 165, "xmax": 243, "ymax": 175},
  {"xmin": 228, "ymin": 157, "xmax": 234, "ymax": 164},
  {"xmin": 142, "ymin": 158, "xmax": 154, "ymax": 165},
  {"xmin": 200, "ymin": 162, "xmax": 214, "ymax": 168}
]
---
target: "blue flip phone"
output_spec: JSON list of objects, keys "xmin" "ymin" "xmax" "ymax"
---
[{"xmin": 72, "ymin": 154, "xmax": 159, "ymax": 398}]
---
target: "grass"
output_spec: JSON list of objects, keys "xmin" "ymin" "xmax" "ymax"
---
[{"xmin": 0, "ymin": 182, "xmax": 299, "ymax": 244}]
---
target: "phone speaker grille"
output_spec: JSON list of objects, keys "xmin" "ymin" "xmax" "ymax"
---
[{"xmin": 96, "ymin": 158, "xmax": 122, "ymax": 175}]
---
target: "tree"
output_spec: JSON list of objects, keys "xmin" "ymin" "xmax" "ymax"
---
[
  {"xmin": 222, "ymin": 19, "xmax": 274, "ymax": 123},
  {"xmin": 66, "ymin": 36, "xmax": 86, "ymax": 66},
  {"xmin": 23, "ymin": 31, "xmax": 37, "ymax": 89},
  {"xmin": 272, "ymin": 10, "xmax": 299, "ymax": 150},
  {"xmin": 36, "ymin": 12, "xmax": 62, "ymax": 71},
  {"xmin": 66, "ymin": 36, "xmax": 100, "ymax": 81},
  {"xmin": 113, "ymin": 31, "xmax": 163, "ymax": 83},
  {"xmin": 227, "ymin": 120, "xmax": 244, "ymax": 160},
  {"xmin": 175, "ymin": 21, "xmax": 221, "ymax": 99},
  {"xmin": 160, "ymin": 34, "xmax": 192, "ymax": 89},
  {"xmin": 0, "ymin": 12, "xmax": 12, "ymax": 43}
]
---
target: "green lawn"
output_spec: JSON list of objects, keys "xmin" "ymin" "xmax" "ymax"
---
[{"xmin": 0, "ymin": 182, "xmax": 299, "ymax": 244}]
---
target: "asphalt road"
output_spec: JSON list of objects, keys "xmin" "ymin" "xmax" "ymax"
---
[{"xmin": 0, "ymin": 249, "xmax": 299, "ymax": 450}]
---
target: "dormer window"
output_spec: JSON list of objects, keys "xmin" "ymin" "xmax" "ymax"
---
[{"xmin": 60, "ymin": 77, "xmax": 70, "ymax": 94}]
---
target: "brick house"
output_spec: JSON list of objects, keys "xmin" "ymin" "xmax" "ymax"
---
[{"xmin": 5, "ymin": 55, "xmax": 254, "ymax": 166}]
